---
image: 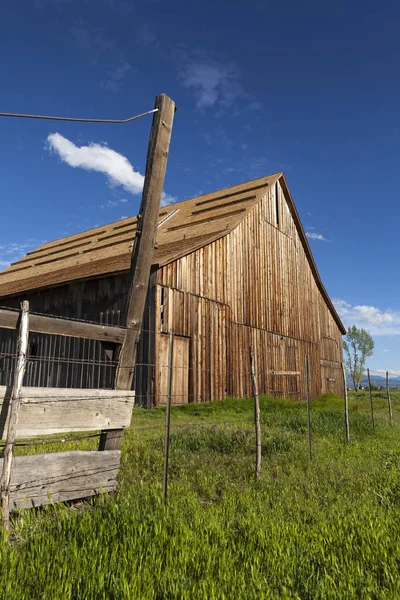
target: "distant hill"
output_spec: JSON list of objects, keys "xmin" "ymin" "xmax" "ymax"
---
[{"xmin": 345, "ymin": 373, "xmax": 400, "ymax": 389}]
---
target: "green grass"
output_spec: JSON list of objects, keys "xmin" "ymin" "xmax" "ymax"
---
[{"xmin": 2, "ymin": 393, "xmax": 400, "ymax": 598}]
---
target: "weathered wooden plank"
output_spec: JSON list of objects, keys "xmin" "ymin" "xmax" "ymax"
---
[
  {"xmin": 0, "ymin": 308, "xmax": 125, "ymax": 343},
  {"xmin": 0, "ymin": 387, "xmax": 135, "ymax": 438},
  {"xmin": 4, "ymin": 450, "xmax": 120, "ymax": 509}
]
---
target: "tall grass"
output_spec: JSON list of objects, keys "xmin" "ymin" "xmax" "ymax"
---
[{"xmin": 2, "ymin": 394, "xmax": 400, "ymax": 598}]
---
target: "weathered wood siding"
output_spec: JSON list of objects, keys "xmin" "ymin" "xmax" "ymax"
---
[
  {"xmin": 156, "ymin": 287, "xmax": 229, "ymax": 403},
  {"xmin": 157, "ymin": 179, "xmax": 343, "ymax": 401}
]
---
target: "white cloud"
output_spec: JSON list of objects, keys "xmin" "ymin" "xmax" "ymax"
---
[
  {"xmin": 334, "ymin": 298, "xmax": 400, "ymax": 335},
  {"xmin": 383, "ymin": 349, "xmax": 389, "ymax": 352},
  {"xmin": 102, "ymin": 198, "xmax": 130, "ymax": 209},
  {"xmin": 136, "ymin": 23, "xmax": 159, "ymax": 47},
  {"xmin": 354, "ymin": 305, "xmax": 393, "ymax": 325},
  {"xmin": 181, "ymin": 60, "xmax": 245, "ymax": 109},
  {"xmin": 0, "ymin": 241, "xmax": 39, "ymax": 271},
  {"xmin": 36, "ymin": 0, "xmax": 132, "ymax": 12},
  {"xmin": 46, "ymin": 133, "xmax": 175, "ymax": 206},
  {"xmin": 102, "ymin": 0, "xmax": 133, "ymax": 15},
  {"xmin": 101, "ymin": 62, "xmax": 132, "ymax": 93},
  {"xmin": 71, "ymin": 19, "xmax": 114, "ymax": 65},
  {"xmin": 47, "ymin": 133, "xmax": 144, "ymax": 194},
  {"xmin": 306, "ymin": 231, "xmax": 329, "ymax": 241},
  {"xmin": 34, "ymin": 0, "xmax": 72, "ymax": 8}
]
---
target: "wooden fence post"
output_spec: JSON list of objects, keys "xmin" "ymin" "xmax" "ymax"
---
[
  {"xmin": 367, "ymin": 368, "xmax": 375, "ymax": 429},
  {"xmin": 163, "ymin": 331, "xmax": 174, "ymax": 505},
  {"xmin": 342, "ymin": 363, "xmax": 350, "ymax": 444},
  {"xmin": 386, "ymin": 371, "xmax": 393, "ymax": 423},
  {"xmin": 305, "ymin": 355, "xmax": 312, "ymax": 461},
  {"xmin": 249, "ymin": 346, "xmax": 262, "ymax": 480},
  {"xmin": 0, "ymin": 300, "xmax": 29, "ymax": 531}
]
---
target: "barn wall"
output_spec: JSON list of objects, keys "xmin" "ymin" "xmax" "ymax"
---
[
  {"xmin": 155, "ymin": 285, "xmax": 229, "ymax": 404},
  {"xmin": 157, "ymin": 179, "xmax": 344, "ymax": 401}
]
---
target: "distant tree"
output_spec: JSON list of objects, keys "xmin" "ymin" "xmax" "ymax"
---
[{"xmin": 343, "ymin": 325, "xmax": 375, "ymax": 391}]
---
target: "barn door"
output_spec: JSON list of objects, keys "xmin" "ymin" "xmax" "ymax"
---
[{"xmin": 157, "ymin": 334, "xmax": 190, "ymax": 405}]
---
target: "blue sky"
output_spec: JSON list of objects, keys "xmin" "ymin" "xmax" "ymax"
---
[{"xmin": 0, "ymin": 0, "xmax": 399, "ymax": 374}]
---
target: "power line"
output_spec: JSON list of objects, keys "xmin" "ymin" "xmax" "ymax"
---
[{"xmin": 0, "ymin": 108, "xmax": 158, "ymax": 124}]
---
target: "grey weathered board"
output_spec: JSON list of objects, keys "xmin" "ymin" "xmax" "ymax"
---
[
  {"xmin": 0, "ymin": 308, "xmax": 125, "ymax": 343},
  {"xmin": 0, "ymin": 387, "xmax": 135, "ymax": 438},
  {"xmin": 1, "ymin": 450, "xmax": 121, "ymax": 509}
]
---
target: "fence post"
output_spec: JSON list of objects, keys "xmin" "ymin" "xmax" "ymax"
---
[
  {"xmin": 386, "ymin": 371, "xmax": 393, "ymax": 423},
  {"xmin": 249, "ymin": 346, "xmax": 262, "ymax": 480},
  {"xmin": 0, "ymin": 300, "xmax": 30, "ymax": 532},
  {"xmin": 367, "ymin": 368, "xmax": 375, "ymax": 429},
  {"xmin": 341, "ymin": 363, "xmax": 350, "ymax": 444},
  {"xmin": 305, "ymin": 355, "xmax": 312, "ymax": 461},
  {"xmin": 163, "ymin": 330, "xmax": 174, "ymax": 505}
]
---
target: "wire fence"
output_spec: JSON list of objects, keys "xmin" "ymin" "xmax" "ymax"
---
[{"xmin": 0, "ymin": 307, "xmax": 398, "ymax": 507}]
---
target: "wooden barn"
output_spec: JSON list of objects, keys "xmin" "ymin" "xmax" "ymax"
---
[{"xmin": 0, "ymin": 172, "xmax": 345, "ymax": 406}]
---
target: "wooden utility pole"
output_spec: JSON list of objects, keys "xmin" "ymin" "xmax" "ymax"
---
[
  {"xmin": 117, "ymin": 94, "xmax": 175, "ymax": 389},
  {"xmin": 367, "ymin": 368, "xmax": 375, "ymax": 429},
  {"xmin": 1, "ymin": 301, "xmax": 29, "ymax": 531},
  {"xmin": 249, "ymin": 346, "xmax": 262, "ymax": 480},
  {"xmin": 99, "ymin": 94, "xmax": 175, "ymax": 452}
]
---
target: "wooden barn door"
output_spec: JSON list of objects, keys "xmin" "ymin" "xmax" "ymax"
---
[{"xmin": 157, "ymin": 333, "xmax": 190, "ymax": 404}]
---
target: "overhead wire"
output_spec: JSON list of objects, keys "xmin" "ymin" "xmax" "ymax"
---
[{"xmin": 0, "ymin": 108, "xmax": 158, "ymax": 124}]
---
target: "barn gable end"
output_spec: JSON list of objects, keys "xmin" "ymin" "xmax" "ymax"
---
[{"xmin": 155, "ymin": 175, "xmax": 344, "ymax": 403}]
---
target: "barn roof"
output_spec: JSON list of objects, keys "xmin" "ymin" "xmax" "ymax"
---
[{"xmin": 0, "ymin": 172, "xmax": 345, "ymax": 333}]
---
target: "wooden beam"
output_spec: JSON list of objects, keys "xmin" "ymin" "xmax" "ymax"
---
[
  {"xmin": 0, "ymin": 387, "xmax": 135, "ymax": 439},
  {"xmin": 115, "ymin": 94, "xmax": 175, "ymax": 391},
  {"xmin": 4, "ymin": 450, "xmax": 120, "ymax": 510},
  {"xmin": 0, "ymin": 308, "xmax": 125, "ymax": 343},
  {"xmin": 0, "ymin": 301, "xmax": 29, "ymax": 530}
]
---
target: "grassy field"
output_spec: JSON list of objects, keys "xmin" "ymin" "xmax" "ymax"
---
[{"xmin": 2, "ymin": 392, "xmax": 400, "ymax": 598}]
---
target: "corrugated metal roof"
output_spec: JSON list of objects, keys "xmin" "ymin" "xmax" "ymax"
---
[{"xmin": 0, "ymin": 173, "xmax": 279, "ymax": 298}]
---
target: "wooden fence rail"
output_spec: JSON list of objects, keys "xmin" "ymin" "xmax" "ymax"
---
[
  {"xmin": 0, "ymin": 308, "xmax": 125, "ymax": 343},
  {"xmin": 0, "ymin": 387, "xmax": 134, "ymax": 438},
  {"xmin": 2, "ymin": 450, "xmax": 121, "ymax": 509}
]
